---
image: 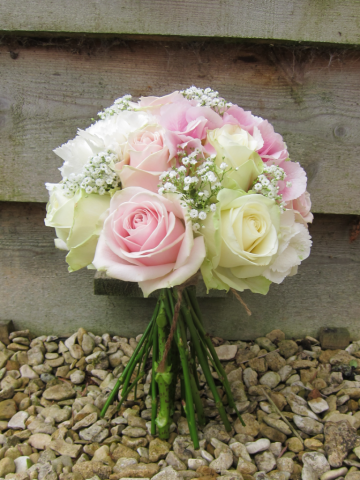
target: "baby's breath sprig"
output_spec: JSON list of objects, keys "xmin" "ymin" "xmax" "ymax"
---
[
  {"xmin": 158, "ymin": 148, "xmax": 230, "ymax": 232},
  {"xmin": 61, "ymin": 151, "xmax": 120, "ymax": 197},
  {"xmin": 97, "ymin": 95, "xmax": 134, "ymax": 120},
  {"xmin": 251, "ymin": 164, "xmax": 287, "ymax": 210},
  {"xmin": 180, "ymin": 86, "xmax": 232, "ymax": 116}
]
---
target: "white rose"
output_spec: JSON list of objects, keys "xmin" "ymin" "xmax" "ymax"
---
[
  {"xmin": 45, "ymin": 184, "xmax": 110, "ymax": 271},
  {"xmin": 263, "ymin": 209, "xmax": 312, "ymax": 283},
  {"xmin": 55, "ymin": 110, "xmax": 151, "ymax": 179},
  {"xmin": 201, "ymin": 189, "xmax": 281, "ymax": 294},
  {"xmin": 207, "ymin": 124, "xmax": 264, "ymax": 191}
]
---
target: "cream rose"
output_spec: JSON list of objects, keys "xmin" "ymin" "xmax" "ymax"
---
[
  {"xmin": 201, "ymin": 189, "xmax": 281, "ymax": 294},
  {"xmin": 207, "ymin": 124, "xmax": 264, "ymax": 191},
  {"xmin": 45, "ymin": 184, "xmax": 110, "ymax": 272}
]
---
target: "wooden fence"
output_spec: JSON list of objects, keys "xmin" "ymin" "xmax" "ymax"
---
[{"xmin": 0, "ymin": 1, "xmax": 359, "ymax": 338}]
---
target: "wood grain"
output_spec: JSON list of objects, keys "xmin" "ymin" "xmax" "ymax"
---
[
  {"xmin": 0, "ymin": 40, "xmax": 360, "ymax": 213},
  {"xmin": 0, "ymin": 0, "xmax": 360, "ymax": 46},
  {"xmin": 1, "ymin": 201, "xmax": 359, "ymax": 339}
]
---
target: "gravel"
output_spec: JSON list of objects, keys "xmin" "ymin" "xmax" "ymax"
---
[{"xmin": 0, "ymin": 327, "xmax": 359, "ymax": 480}]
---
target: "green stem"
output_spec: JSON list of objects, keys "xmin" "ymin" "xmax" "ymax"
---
[
  {"xmin": 177, "ymin": 314, "xmax": 199, "ymax": 449},
  {"xmin": 190, "ymin": 369, "xmax": 206, "ymax": 427},
  {"xmin": 190, "ymin": 339, "xmax": 201, "ymax": 391},
  {"xmin": 117, "ymin": 371, "xmax": 145, "ymax": 410},
  {"xmin": 168, "ymin": 289, "xmax": 199, "ymax": 449},
  {"xmin": 151, "ymin": 323, "xmax": 158, "ymax": 436},
  {"xmin": 100, "ymin": 308, "xmax": 158, "ymax": 418},
  {"xmin": 185, "ymin": 292, "xmax": 245, "ymax": 427},
  {"xmin": 117, "ymin": 321, "xmax": 155, "ymax": 410},
  {"xmin": 180, "ymin": 301, "xmax": 232, "ymax": 432},
  {"xmin": 155, "ymin": 297, "xmax": 172, "ymax": 439},
  {"xmin": 185, "ymin": 287, "xmax": 203, "ymax": 324}
]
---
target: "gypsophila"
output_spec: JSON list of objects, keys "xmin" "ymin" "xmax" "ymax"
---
[
  {"xmin": 61, "ymin": 151, "xmax": 120, "ymax": 197},
  {"xmin": 97, "ymin": 95, "xmax": 134, "ymax": 120},
  {"xmin": 181, "ymin": 86, "xmax": 232, "ymax": 116},
  {"xmin": 158, "ymin": 147, "xmax": 231, "ymax": 230},
  {"xmin": 252, "ymin": 164, "xmax": 286, "ymax": 210}
]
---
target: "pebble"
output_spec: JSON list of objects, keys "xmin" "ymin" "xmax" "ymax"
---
[
  {"xmin": 260, "ymin": 372, "xmax": 281, "ymax": 389},
  {"xmin": 8, "ymin": 411, "xmax": 29, "ymax": 430},
  {"xmin": 43, "ymin": 383, "xmax": 76, "ymax": 401},
  {"xmin": 28, "ymin": 433, "xmax": 51, "ymax": 449},
  {"xmin": 302, "ymin": 452, "xmax": 330, "ymax": 480},
  {"xmin": 246, "ymin": 438, "xmax": 271, "ymax": 454},
  {"xmin": 308, "ymin": 398, "xmax": 330, "ymax": 414},
  {"xmin": 293, "ymin": 414, "xmax": 324, "ymax": 435},
  {"xmin": 320, "ymin": 467, "xmax": 349, "ymax": 480},
  {"xmin": 214, "ymin": 345, "xmax": 238, "ymax": 361},
  {"xmin": 188, "ymin": 458, "xmax": 208, "ymax": 470},
  {"xmin": 255, "ymin": 451, "xmax": 277, "ymax": 473},
  {"xmin": 69, "ymin": 370, "xmax": 85, "ymax": 384}
]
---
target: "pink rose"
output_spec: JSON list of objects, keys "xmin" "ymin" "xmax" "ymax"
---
[
  {"xmin": 159, "ymin": 100, "xmax": 223, "ymax": 158},
  {"xmin": 223, "ymin": 105, "xmax": 288, "ymax": 163},
  {"xmin": 137, "ymin": 91, "xmax": 184, "ymax": 114},
  {"xmin": 115, "ymin": 126, "xmax": 171, "ymax": 193},
  {"xmin": 275, "ymin": 160, "xmax": 307, "ymax": 202},
  {"xmin": 288, "ymin": 191, "xmax": 313, "ymax": 224},
  {"xmin": 93, "ymin": 187, "xmax": 206, "ymax": 297}
]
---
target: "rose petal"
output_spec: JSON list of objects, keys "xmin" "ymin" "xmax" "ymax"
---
[{"xmin": 139, "ymin": 236, "xmax": 206, "ymax": 297}]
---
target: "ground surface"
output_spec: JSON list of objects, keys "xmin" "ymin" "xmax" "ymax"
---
[{"xmin": 0, "ymin": 326, "xmax": 359, "ymax": 480}]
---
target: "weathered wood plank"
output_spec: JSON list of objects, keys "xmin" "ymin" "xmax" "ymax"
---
[
  {"xmin": 1, "ymin": 41, "xmax": 360, "ymax": 213},
  {"xmin": 94, "ymin": 272, "xmax": 227, "ymax": 297},
  {"xmin": 1, "ymin": 0, "xmax": 360, "ymax": 46},
  {"xmin": 1, "ymin": 201, "xmax": 359, "ymax": 339}
]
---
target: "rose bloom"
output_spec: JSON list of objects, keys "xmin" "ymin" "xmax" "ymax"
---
[
  {"xmin": 201, "ymin": 189, "xmax": 281, "ymax": 294},
  {"xmin": 287, "ymin": 191, "xmax": 313, "ymax": 224},
  {"xmin": 93, "ymin": 187, "xmax": 206, "ymax": 297},
  {"xmin": 45, "ymin": 185, "xmax": 110, "ymax": 272},
  {"xmin": 262, "ymin": 209, "xmax": 312, "ymax": 283},
  {"xmin": 223, "ymin": 105, "xmax": 289, "ymax": 164},
  {"xmin": 207, "ymin": 124, "xmax": 264, "ymax": 192},
  {"xmin": 115, "ymin": 126, "xmax": 171, "ymax": 193}
]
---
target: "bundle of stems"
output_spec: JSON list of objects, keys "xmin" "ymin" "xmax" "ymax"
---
[{"xmin": 100, "ymin": 286, "xmax": 245, "ymax": 448}]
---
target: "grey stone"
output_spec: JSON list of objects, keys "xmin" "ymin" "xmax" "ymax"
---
[
  {"xmin": 302, "ymin": 452, "xmax": 330, "ymax": 480},
  {"xmin": 188, "ymin": 458, "xmax": 208, "ymax": 470},
  {"xmin": 260, "ymin": 372, "xmax": 281, "ymax": 389},
  {"xmin": 49, "ymin": 439, "xmax": 82, "ymax": 458},
  {"xmin": 293, "ymin": 415, "xmax": 324, "ymax": 435},
  {"xmin": 324, "ymin": 420, "xmax": 357, "ymax": 468},
  {"xmin": 152, "ymin": 466, "xmax": 183, "ymax": 480},
  {"xmin": 43, "ymin": 383, "xmax": 76, "ymax": 401},
  {"xmin": 263, "ymin": 417, "xmax": 292, "ymax": 436},
  {"xmin": 255, "ymin": 451, "xmax": 277, "ymax": 473},
  {"xmin": 255, "ymin": 337, "xmax": 277, "ymax": 352},
  {"xmin": 165, "ymin": 451, "xmax": 187, "ymax": 471},
  {"xmin": 8, "ymin": 411, "xmax": 29, "ymax": 430},
  {"xmin": 308, "ymin": 398, "xmax": 329, "ymax": 414},
  {"xmin": 209, "ymin": 451, "xmax": 234, "ymax": 473},
  {"xmin": 244, "ymin": 368, "xmax": 258, "ymax": 388},
  {"xmin": 230, "ymin": 442, "xmax": 252, "ymax": 462},
  {"xmin": 214, "ymin": 345, "xmax": 238, "ymax": 361},
  {"xmin": 82, "ymin": 334, "xmax": 96, "ymax": 355},
  {"xmin": 70, "ymin": 370, "xmax": 85, "ymax": 384},
  {"xmin": 278, "ymin": 340, "xmax": 298, "ymax": 359},
  {"xmin": 320, "ymin": 468, "xmax": 348, "ymax": 480},
  {"xmin": 246, "ymin": 438, "xmax": 271, "ymax": 454}
]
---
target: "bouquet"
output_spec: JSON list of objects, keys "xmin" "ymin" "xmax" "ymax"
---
[{"xmin": 45, "ymin": 87, "xmax": 312, "ymax": 446}]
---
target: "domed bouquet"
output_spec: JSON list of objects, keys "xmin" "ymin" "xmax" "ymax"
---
[{"xmin": 45, "ymin": 87, "xmax": 312, "ymax": 445}]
